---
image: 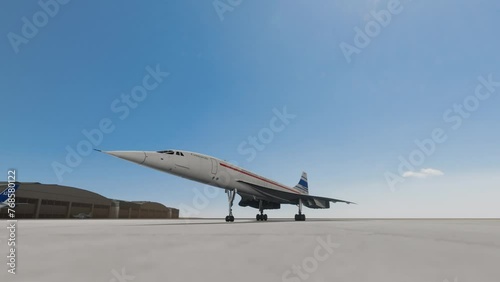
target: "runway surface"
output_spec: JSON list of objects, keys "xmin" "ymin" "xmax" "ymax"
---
[{"xmin": 0, "ymin": 219, "xmax": 499, "ymax": 282}]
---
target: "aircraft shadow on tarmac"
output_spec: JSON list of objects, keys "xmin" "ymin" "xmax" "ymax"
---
[{"xmin": 125, "ymin": 218, "xmax": 365, "ymax": 227}]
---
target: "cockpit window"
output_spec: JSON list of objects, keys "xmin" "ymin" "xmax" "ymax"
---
[
  {"xmin": 158, "ymin": 150, "xmax": 175, "ymax": 154},
  {"xmin": 157, "ymin": 150, "xmax": 183, "ymax": 156}
]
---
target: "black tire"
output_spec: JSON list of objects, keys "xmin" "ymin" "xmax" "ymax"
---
[
  {"xmin": 263, "ymin": 214, "xmax": 268, "ymax": 221},
  {"xmin": 225, "ymin": 216, "xmax": 229, "ymax": 222},
  {"xmin": 295, "ymin": 214, "xmax": 305, "ymax": 221},
  {"xmin": 230, "ymin": 216, "xmax": 235, "ymax": 222}
]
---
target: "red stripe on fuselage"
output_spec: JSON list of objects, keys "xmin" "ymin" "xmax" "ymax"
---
[{"xmin": 219, "ymin": 163, "xmax": 301, "ymax": 195}]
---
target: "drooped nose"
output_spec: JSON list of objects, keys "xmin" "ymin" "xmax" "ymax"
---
[{"xmin": 103, "ymin": 151, "xmax": 147, "ymax": 165}]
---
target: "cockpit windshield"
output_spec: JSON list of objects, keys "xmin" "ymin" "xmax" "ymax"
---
[
  {"xmin": 158, "ymin": 150, "xmax": 175, "ymax": 154},
  {"xmin": 157, "ymin": 150, "xmax": 184, "ymax": 156}
]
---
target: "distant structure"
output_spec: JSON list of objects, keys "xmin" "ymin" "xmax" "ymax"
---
[{"xmin": 0, "ymin": 182, "xmax": 179, "ymax": 219}]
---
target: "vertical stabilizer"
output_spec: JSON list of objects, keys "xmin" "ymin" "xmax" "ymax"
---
[{"xmin": 294, "ymin": 172, "xmax": 309, "ymax": 194}]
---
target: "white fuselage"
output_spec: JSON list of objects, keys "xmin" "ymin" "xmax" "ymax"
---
[{"xmin": 112, "ymin": 150, "xmax": 305, "ymax": 199}]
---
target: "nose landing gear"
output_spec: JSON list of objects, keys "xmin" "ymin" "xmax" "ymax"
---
[
  {"xmin": 225, "ymin": 189, "xmax": 236, "ymax": 222},
  {"xmin": 294, "ymin": 213, "xmax": 306, "ymax": 221}
]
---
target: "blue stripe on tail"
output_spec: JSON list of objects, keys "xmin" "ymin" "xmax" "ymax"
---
[
  {"xmin": 294, "ymin": 172, "xmax": 309, "ymax": 194},
  {"xmin": 0, "ymin": 184, "xmax": 19, "ymax": 202}
]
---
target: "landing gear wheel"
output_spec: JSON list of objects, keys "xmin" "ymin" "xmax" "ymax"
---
[
  {"xmin": 256, "ymin": 214, "xmax": 268, "ymax": 221},
  {"xmin": 225, "ymin": 189, "xmax": 237, "ymax": 222},
  {"xmin": 294, "ymin": 214, "xmax": 306, "ymax": 221},
  {"xmin": 294, "ymin": 199, "xmax": 306, "ymax": 221},
  {"xmin": 257, "ymin": 200, "xmax": 267, "ymax": 221}
]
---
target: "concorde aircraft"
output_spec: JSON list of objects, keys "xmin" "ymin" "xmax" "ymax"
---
[{"xmin": 99, "ymin": 149, "xmax": 355, "ymax": 222}]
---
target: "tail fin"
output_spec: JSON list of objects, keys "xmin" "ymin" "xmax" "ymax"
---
[
  {"xmin": 0, "ymin": 183, "xmax": 19, "ymax": 202},
  {"xmin": 294, "ymin": 172, "xmax": 309, "ymax": 194}
]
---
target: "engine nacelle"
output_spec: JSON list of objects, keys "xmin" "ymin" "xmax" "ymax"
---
[{"xmin": 239, "ymin": 198, "xmax": 280, "ymax": 210}]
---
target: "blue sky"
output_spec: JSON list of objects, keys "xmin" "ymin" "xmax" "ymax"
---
[{"xmin": 1, "ymin": 0, "xmax": 499, "ymax": 218}]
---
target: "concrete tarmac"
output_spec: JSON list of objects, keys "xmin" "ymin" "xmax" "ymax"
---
[{"xmin": 0, "ymin": 219, "xmax": 499, "ymax": 282}]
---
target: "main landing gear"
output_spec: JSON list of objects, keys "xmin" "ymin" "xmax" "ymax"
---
[
  {"xmin": 295, "ymin": 199, "xmax": 306, "ymax": 221},
  {"xmin": 256, "ymin": 200, "xmax": 268, "ymax": 221},
  {"xmin": 225, "ymin": 189, "xmax": 236, "ymax": 222}
]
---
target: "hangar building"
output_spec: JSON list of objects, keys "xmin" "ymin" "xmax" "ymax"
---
[{"xmin": 0, "ymin": 182, "xmax": 179, "ymax": 219}]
